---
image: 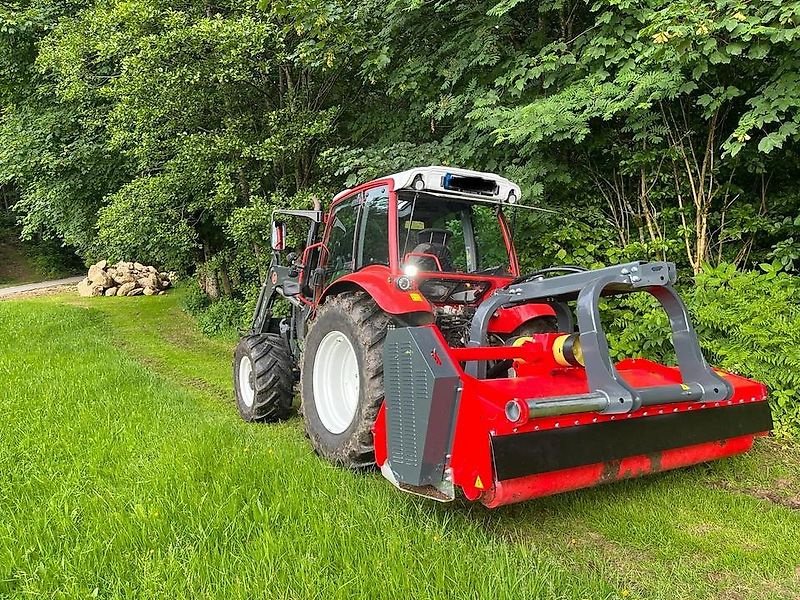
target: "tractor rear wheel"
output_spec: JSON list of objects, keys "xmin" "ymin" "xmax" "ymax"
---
[
  {"xmin": 510, "ymin": 316, "xmax": 559, "ymax": 338},
  {"xmin": 233, "ymin": 333, "xmax": 294, "ymax": 422},
  {"xmin": 300, "ymin": 292, "xmax": 390, "ymax": 468}
]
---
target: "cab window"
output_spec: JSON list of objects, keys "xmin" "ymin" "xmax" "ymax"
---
[
  {"xmin": 325, "ymin": 194, "xmax": 360, "ymax": 282},
  {"xmin": 356, "ymin": 186, "xmax": 390, "ymax": 268}
]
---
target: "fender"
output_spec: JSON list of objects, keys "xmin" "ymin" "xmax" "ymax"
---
[
  {"xmin": 321, "ymin": 265, "xmax": 434, "ymax": 317},
  {"xmin": 488, "ymin": 303, "xmax": 557, "ymax": 334}
]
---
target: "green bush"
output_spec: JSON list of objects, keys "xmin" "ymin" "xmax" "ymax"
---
[
  {"xmin": 606, "ymin": 263, "xmax": 800, "ymax": 438},
  {"xmin": 181, "ymin": 280, "xmax": 211, "ymax": 316},
  {"xmin": 690, "ymin": 263, "xmax": 800, "ymax": 438},
  {"xmin": 196, "ymin": 297, "xmax": 248, "ymax": 337},
  {"xmin": 182, "ymin": 278, "xmax": 255, "ymax": 338}
]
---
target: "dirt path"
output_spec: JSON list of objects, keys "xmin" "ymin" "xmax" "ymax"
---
[{"xmin": 0, "ymin": 276, "xmax": 83, "ymax": 299}]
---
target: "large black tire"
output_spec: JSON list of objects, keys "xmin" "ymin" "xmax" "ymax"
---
[
  {"xmin": 511, "ymin": 316, "xmax": 559, "ymax": 338},
  {"xmin": 233, "ymin": 333, "xmax": 294, "ymax": 422},
  {"xmin": 300, "ymin": 292, "xmax": 390, "ymax": 468}
]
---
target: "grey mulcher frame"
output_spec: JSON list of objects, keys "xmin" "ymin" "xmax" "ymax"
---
[{"xmin": 465, "ymin": 261, "xmax": 732, "ymax": 415}]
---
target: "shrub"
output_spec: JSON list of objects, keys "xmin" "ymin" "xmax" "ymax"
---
[
  {"xmin": 196, "ymin": 297, "xmax": 248, "ymax": 337},
  {"xmin": 605, "ymin": 263, "xmax": 800, "ymax": 437},
  {"xmin": 182, "ymin": 278, "xmax": 255, "ymax": 338},
  {"xmin": 181, "ymin": 279, "xmax": 211, "ymax": 315},
  {"xmin": 690, "ymin": 263, "xmax": 800, "ymax": 438}
]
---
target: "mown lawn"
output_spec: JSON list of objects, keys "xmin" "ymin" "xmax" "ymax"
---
[{"xmin": 1, "ymin": 291, "xmax": 799, "ymax": 599}]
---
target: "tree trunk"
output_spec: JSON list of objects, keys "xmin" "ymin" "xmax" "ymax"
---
[{"xmin": 199, "ymin": 240, "xmax": 221, "ymax": 300}]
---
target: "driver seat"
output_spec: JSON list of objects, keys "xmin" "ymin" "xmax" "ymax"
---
[{"xmin": 409, "ymin": 228, "xmax": 454, "ymax": 272}]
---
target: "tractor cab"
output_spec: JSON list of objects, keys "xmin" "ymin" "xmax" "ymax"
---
[
  {"xmin": 395, "ymin": 191, "xmax": 516, "ymax": 304},
  {"xmin": 396, "ymin": 192, "xmax": 514, "ymax": 278},
  {"xmin": 258, "ymin": 167, "xmax": 555, "ymax": 349},
  {"xmin": 314, "ymin": 167, "xmax": 523, "ymax": 303}
]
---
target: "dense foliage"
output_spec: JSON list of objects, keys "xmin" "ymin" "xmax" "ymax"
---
[
  {"xmin": 606, "ymin": 262, "xmax": 800, "ymax": 436},
  {"xmin": 1, "ymin": 0, "xmax": 798, "ymax": 431}
]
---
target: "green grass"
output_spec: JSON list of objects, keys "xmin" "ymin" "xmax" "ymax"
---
[{"xmin": 1, "ymin": 291, "xmax": 799, "ymax": 599}]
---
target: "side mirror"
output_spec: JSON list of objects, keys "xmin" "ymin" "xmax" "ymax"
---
[{"xmin": 271, "ymin": 221, "xmax": 287, "ymax": 251}]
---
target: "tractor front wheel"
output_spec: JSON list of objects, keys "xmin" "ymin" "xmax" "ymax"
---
[
  {"xmin": 301, "ymin": 292, "xmax": 389, "ymax": 468},
  {"xmin": 233, "ymin": 333, "xmax": 294, "ymax": 422}
]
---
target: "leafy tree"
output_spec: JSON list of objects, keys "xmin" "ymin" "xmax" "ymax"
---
[
  {"xmin": 0, "ymin": 0, "xmax": 128, "ymax": 255},
  {"xmin": 17, "ymin": 0, "xmax": 384, "ymax": 290}
]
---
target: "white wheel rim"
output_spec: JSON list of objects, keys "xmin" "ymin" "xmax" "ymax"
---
[
  {"xmin": 238, "ymin": 355, "xmax": 255, "ymax": 408},
  {"xmin": 313, "ymin": 330, "xmax": 360, "ymax": 434}
]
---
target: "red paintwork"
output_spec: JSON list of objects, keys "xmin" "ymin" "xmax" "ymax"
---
[
  {"xmin": 488, "ymin": 304, "xmax": 558, "ymax": 334},
  {"xmin": 480, "ymin": 434, "xmax": 757, "ymax": 508},
  {"xmin": 318, "ymin": 265, "xmax": 557, "ymax": 328},
  {"xmin": 498, "ymin": 210, "xmax": 520, "ymax": 276},
  {"xmin": 320, "ymin": 265, "xmax": 433, "ymax": 314},
  {"xmin": 373, "ymin": 403, "xmax": 388, "ymax": 467},
  {"xmin": 388, "ymin": 189, "xmax": 400, "ymax": 272},
  {"xmin": 319, "ymin": 264, "xmax": 552, "ymax": 324},
  {"xmin": 371, "ymin": 326, "xmax": 771, "ymax": 508},
  {"xmin": 450, "ymin": 345, "xmax": 531, "ymax": 361},
  {"xmin": 299, "ymin": 241, "xmax": 328, "ymax": 305}
]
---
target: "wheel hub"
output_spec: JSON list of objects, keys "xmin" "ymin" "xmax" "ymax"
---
[
  {"xmin": 238, "ymin": 355, "xmax": 255, "ymax": 408},
  {"xmin": 312, "ymin": 330, "xmax": 360, "ymax": 434}
]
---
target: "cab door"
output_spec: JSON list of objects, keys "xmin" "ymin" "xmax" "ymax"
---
[{"xmin": 322, "ymin": 185, "xmax": 391, "ymax": 287}]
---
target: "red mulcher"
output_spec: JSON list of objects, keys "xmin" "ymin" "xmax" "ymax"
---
[{"xmin": 233, "ymin": 166, "xmax": 772, "ymax": 508}]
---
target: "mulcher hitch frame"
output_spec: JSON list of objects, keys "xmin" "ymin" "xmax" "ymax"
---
[{"xmin": 466, "ymin": 260, "xmax": 732, "ymax": 415}]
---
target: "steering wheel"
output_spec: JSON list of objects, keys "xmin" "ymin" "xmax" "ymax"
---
[{"xmin": 510, "ymin": 265, "xmax": 588, "ymax": 286}]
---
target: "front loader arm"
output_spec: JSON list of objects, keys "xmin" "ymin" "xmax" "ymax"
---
[{"xmin": 251, "ymin": 206, "xmax": 323, "ymax": 336}]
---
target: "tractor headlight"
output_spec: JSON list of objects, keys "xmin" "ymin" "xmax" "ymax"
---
[{"xmin": 396, "ymin": 276, "xmax": 413, "ymax": 291}]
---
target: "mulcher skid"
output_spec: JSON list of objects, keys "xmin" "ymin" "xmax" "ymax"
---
[{"xmin": 373, "ymin": 261, "xmax": 773, "ymax": 508}]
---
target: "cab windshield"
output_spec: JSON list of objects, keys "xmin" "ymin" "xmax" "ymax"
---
[{"xmin": 397, "ymin": 193, "xmax": 513, "ymax": 276}]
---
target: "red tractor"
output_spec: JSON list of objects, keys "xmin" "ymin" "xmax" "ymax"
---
[{"xmin": 233, "ymin": 166, "xmax": 772, "ymax": 508}]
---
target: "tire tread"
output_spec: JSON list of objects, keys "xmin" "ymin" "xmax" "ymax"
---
[
  {"xmin": 234, "ymin": 333, "xmax": 294, "ymax": 422},
  {"xmin": 301, "ymin": 292, "xmax": 390, "ymax": 467}
]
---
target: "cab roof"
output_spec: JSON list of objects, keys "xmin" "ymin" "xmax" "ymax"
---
[{"xmin": 332, "ymin": 166, "xmax": 522, "ymax": 206}]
